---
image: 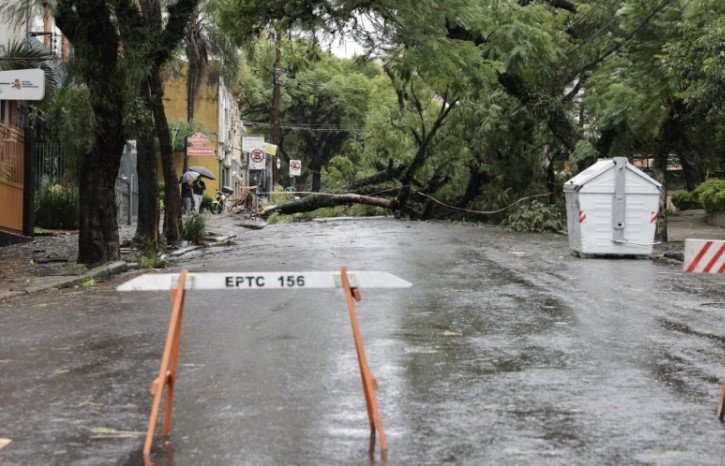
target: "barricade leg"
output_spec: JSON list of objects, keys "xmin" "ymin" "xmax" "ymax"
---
[
  {"xmin": 340, "ymin": 267, "xmax": 388, "ymax": 457},
  {"xmin": 718, "ymin": 356, "xmax": 725, "ymax": 421},
  {"xmin": 163, "ymin": 283, "xmax": 186, "ymax": 437},
  {"xmin": 143, "ymin": 270, "xmax": 188, "ymax": 459}
]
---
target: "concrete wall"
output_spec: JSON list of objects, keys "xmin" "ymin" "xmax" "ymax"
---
[{"xmin": 709, "ymin": 212, "xmax": 725, "ymax": 227}]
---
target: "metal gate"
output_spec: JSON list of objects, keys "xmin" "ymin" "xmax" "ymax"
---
[
  {"xmin": 0, "ymin": 124, "xmax": 24, "ymax": 235},
  {"xmin": 34, "ymin": 142, "xmax": 66, "ymax": 188}
]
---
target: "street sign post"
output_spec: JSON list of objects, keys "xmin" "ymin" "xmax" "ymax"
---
[
  {"xmin": 118, "ymin": 268, "xmax": 410, "ymax": 461},
  {"xmin": 0, "ymin": 69, "xmax": 45, "ymax": 101}
]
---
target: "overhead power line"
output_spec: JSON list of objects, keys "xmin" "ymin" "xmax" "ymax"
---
[{"xmin": 245, "ymin": 120, "xmax": 365, "ymax": 134}]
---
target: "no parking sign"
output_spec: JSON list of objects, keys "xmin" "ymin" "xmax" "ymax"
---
[
  {"xmin": 289, "ymin": 159, "xmax": 302, "ymax": 176},
  {"xmin": 249, "ymin": 148, "xmax": 266, "ymax": 170}
]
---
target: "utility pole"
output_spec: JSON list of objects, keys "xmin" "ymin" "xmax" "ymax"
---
[{"xmin": 271, "ymin": 29, "xmax": 282, "ymax": 187}]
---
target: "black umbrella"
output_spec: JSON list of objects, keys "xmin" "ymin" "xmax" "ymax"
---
[{"xmin": 189, "ymin": 165, "xmax": 216, "ymax": 180}]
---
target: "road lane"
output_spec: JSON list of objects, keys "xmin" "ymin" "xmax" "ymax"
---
[{"xmin": 1, "ymin": 219, "xmax": 723, "ymax": 465}]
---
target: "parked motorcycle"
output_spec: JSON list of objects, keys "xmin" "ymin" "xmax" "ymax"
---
[{"xmin": 210, "ymin": 186, "xmax": 234, "ymax": 214}]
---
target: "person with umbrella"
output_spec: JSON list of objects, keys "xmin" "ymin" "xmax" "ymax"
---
[
  {"xmin": 179, "ymin": 171, "xmax": 199, "ymax": 213},
  {"xmin": 188, "ymin": 166, "xmax": 215, "ymax": 214},
  {"xmin": 191, "ymin": 177, "xmax": 206, "ymax": 213}
]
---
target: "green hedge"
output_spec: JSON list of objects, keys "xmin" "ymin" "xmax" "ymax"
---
[
  {"xmin": 671, "ymin": 190, "xmax": 702, "ymax": 210},
  {"xmin": 35, "ymin": 184, "xmax": 79, "ymax": 229},
  {"xmin": 695, "ymin": 179, "xmax": 725, "ymax": 213}
]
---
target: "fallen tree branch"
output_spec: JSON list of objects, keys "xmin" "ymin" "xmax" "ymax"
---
[{"xmin": 262, "ymin": 193, "xmax": 396, "ymax": 216}]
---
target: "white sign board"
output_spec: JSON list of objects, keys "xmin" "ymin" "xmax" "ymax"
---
[
  {"xmin": 0, "ymin": 69, "xmax": 45, "ymax": 101},
  {"xmin": 243, "ymin": 135, "xmax": 266, "ymax": 170},
  {"xmin": 289, "ymin": 160, "xmax": 302, "ymax": 177},
  {"xmin": 684, "ymin": 239, "xmax": 725, "ymax": 274},
  {"xmin": 117, "ymin": 271, "xmax": 412, "ymax": 291},
  {"xmin": 242, "ymin": 135, "xmax": 265, "ymax": 153}
]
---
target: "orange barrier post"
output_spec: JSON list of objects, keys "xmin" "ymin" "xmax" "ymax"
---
[
  {"xmin": 718, "ymin": 356, "xmax": 725, "ymax": 421},
  {"xmin": 340, "ymin": 267, "xmax": 388, "ymax": 458},
  {"xmin": 143, "ymin": 270, "xmax": 188, "ymax": 459}
]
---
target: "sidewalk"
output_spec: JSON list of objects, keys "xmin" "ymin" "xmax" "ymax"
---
[
  {"xmin": 653, "ymin": 210, "xmax": 725, "ymax": 259},
  {"xmin": 0, "ymin": 214, "xmax": 247, "ymax": 302}
]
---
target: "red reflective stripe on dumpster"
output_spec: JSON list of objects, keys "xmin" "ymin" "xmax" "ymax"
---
[
  {"xmin": 650, "ymin": 212, "xmax": 658, "ymax": 223},
  {"xmin": 686, "ymin": 241, "xmax": 713, "ymax": 273},
  {"xmin": 703, "ymin": 244, "xmax": 725, "ymax": 273},
  {"xmin": 579, "ymin": 210, "xmax": 586, "ymax": 223}
]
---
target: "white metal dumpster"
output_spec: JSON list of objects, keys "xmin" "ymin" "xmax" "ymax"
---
[{"xmin": 563, "ymin": 157, "xmax": 662, "ymax": 256}]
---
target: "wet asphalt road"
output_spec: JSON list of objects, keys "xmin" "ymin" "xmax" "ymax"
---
[{"xmin": 1, "ymin": 218, "xmax": 725, "ymax": 465}]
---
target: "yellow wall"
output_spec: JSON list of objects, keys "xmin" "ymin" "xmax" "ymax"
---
[{"xmin": 157, "ymin": 62, "xmax": 222, "ymax": 195}]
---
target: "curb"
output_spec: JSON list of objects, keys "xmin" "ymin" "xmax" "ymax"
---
[{"xmin": 0, "ymin": 261, "xmax": 130, "ymax": 302}]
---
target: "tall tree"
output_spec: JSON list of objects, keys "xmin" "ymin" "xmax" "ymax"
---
[{"xmin": 0, "ymin": 0, "xmax": 199, "ymax": 263}]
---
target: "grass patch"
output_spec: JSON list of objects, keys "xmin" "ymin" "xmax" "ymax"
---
[
  {"xmin": 267, "ymin": 212, "xmax": 294, "ymax": 224},
  {"xmin": 182, "ymin": 214, "xmax": 206, "ymax": 244},
  {"xmin": 132, "ymin": 235, "xmax": 166, "ymax": 269}
]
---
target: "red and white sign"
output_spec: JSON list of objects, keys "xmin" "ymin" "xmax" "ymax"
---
[
  {"xmin": 289, "ymin": 160, "xmax": 302, "ymax": 177},
  {"xmin": 684, "ymin": 239, "xmax": 725, "ymax": 274},
  {"xmin": 186, "ymin": 132, "xmax": 214, "ymax": 156},
  {"xmin": 249, "ymin": 148, "xmax": 266, "ymax": 170}
]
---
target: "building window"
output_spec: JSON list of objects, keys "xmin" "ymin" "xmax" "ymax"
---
[
  {"xmin": 219, "ymin": 161, "xmax": 229, "ymax": 188},
  {"xmin": 0, "ymin": 101, "xmax": 10, "ymax": 125}
]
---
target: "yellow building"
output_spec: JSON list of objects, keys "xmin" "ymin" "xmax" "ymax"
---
[{"xmin": 158, "ymin": 61, "xmax": 244, "ymax": 197}]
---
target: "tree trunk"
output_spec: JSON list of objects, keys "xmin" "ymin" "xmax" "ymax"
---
[
  {"xmin": 456, "ymin": 163, "xmax": 491, "ymax": 208},
  {"xmin": 666, "ymin": 100, "xmax": 705, "ymax": 190},
  {"xmin": 263, "ymin": 193, "xmax": 395, "ymax": 216},
  {"xmin": 78, "ymin": 138, "xmax": 124, "ymax": 264},
  {"xmin": 654, "ymin": 168, "xmax": 668, "ymax": 243},
  {"xmin": 135, "ymin": 123, "xmax": 159, "ymax": 244},
  {"xmin": 310, "ymin": 152, "xmax": 323, "ymax": 192},
  {"xmin": 148, "ymin": 67, "xmax": 183, "ymax": 242}
]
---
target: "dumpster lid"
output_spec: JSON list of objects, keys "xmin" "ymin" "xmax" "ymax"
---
[{"xmin": 563, "ymin": 158, "xmax": 662, "ymax": 191}]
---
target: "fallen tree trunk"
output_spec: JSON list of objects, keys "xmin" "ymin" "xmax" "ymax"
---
[{"xmin": 262, "ymin": 193, "xmax": 396, "ymax": 216}]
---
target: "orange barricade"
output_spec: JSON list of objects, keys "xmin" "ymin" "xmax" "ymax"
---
[
  {"xmin": 718, "ymin": 357, "xmax": 725, "ymax": 422},
  {"xmin": 142, "ymin": 267, "xmax": 387, "ymax": 462}
]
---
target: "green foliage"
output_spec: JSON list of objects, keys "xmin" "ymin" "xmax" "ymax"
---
[
  {"xmin": 671, "ymin": 190, "xmax": 702, "ymax": 210},
  {"xmin": 34, "ymin": 184, "xmax": 80, "ymax": 230},
  {"xmin": 46, "ymin": 85, "xmax": 96, "ymax": 182},
  {"xmin": 267, "ymin": 212, "xmax": 294, "ymax": 224},
  {"xmin": 169, "ymin": 119, "xmax": 209, "ymax": 151},
  {"xmin": 502, "ymin": 200, "xmax": 565, "ymax": 233},
  {"xmin": 201, "ymin": 193, "xmax": 213, "ymax": 211},
  {"xmin": 322, "ymin": 156, "xmax": 356, "ymax": 190},
  {"xmin": 182, "ymin": 214, "xmax": 206, "ymax": 244},
  {"xmin": 571, "ymin": 140, "xmax": 598, "ymax": 164},
  {"xmin": 132, "ymin": 235, "xmax": 166, "ymax": 269},
  {"xmin": 139, "ymin": 255, "xmax": 166, "ymax": 269},
  {"xmin": 694, "ymin": 179, "xmax": 725, "ymax": 213},
  {"xmin": 240, "ymin": 38, "xmax": 375, "ymax": 188}
]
